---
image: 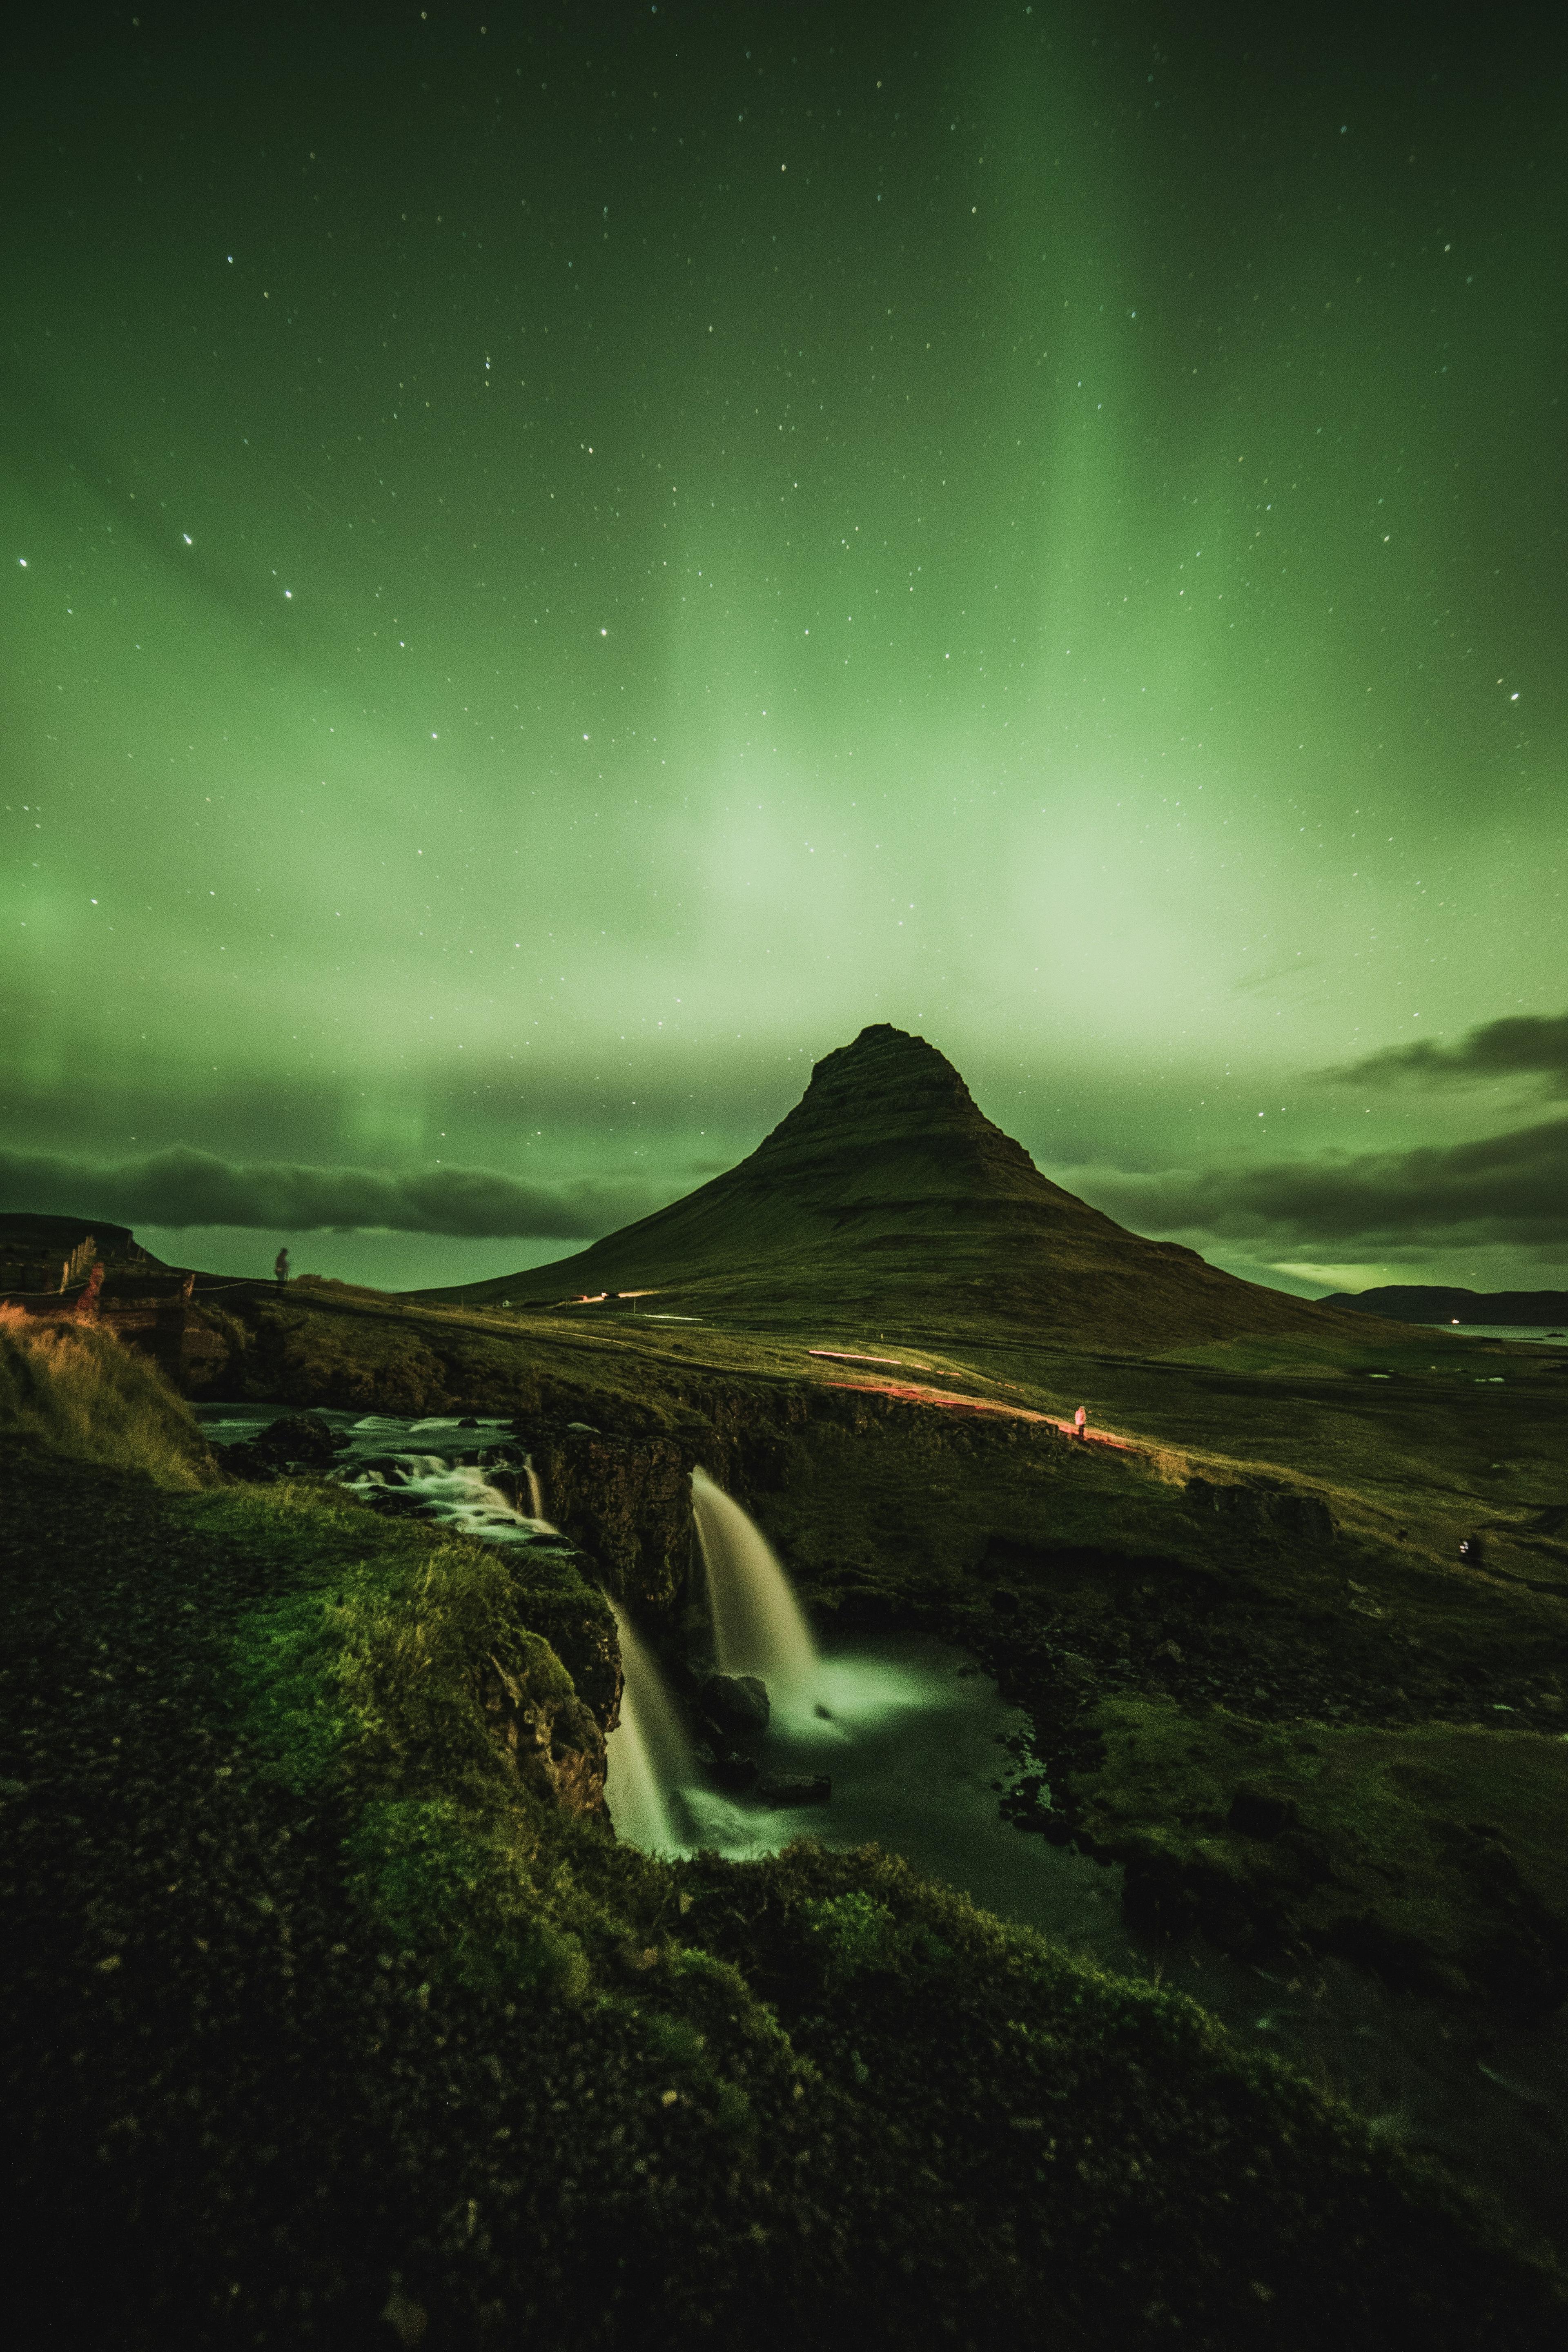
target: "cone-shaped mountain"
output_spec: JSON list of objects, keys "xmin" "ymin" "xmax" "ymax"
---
[{"xmin": 421, "ymin": 1025, "xmax": 1351, "ymax": 1348}]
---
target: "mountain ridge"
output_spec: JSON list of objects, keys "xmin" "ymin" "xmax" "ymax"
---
[{"xmin": 412, "ymin": 1025, "xmax": 1381, "ymax": 1351}]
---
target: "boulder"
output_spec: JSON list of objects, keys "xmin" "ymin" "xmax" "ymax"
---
[
  {"xmin": 700, "ymin": 1672, "xmax": 770, "ymax": 1732},
  {"xmin": 223, "ymin": 1412, "xmax": 347, "ymax": 1481},
  {"xmin": 704, "ymin": 1745, "xmax": 760, "ymax": 1791},
  {"xmin": 362, "ymin": 1488, "xmax": 433, "ymax": 1520}
]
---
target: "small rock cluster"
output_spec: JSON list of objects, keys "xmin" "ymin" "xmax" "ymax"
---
[{"xmin": 686, "ymin": 1670, "xmax": 830, "ymax": 1805}]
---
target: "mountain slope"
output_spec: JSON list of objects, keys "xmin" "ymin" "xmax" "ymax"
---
[{"xmin": 413, "ymin": 1025, "xmax": 1372, "ymax": 1349}]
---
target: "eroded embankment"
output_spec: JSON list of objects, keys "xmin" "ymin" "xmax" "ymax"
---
[{"xmin": 7, "ymin": 1427, "xmax": 1567, "ymax": 2348}]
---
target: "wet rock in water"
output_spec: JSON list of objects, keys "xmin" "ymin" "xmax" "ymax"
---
[
  {"xmin": 270, "ymin": 1412, "xmax": 347, "ymax": 1461},
  {"xmin": 757, "ymin": 1773, "xmax": 831, "ymax": 1807},
  {"xmin": 362, "ymin": 1489, "xmax": 432, "ymax": 1520},
  {"xmin": 223, "ymin": 1412, "xmax": 347, "ymax": 1481},
  {"xmin": 701, "ymin": 1672, "xmax": 770, "ymax": 1732},
  {"xmin": 356, "ymin": 1454, "xmax": 409, "ymax": 1482},
  {"xmin": 708, "ymin": 1746, "xmax": 760, "ymax": 1791},
  {"xmin": 458, "ymin": 1414, "xmax": 481, "ymax": 1428},
  {"xmin": 219, "ymin": 1439, "xmax": 281, "ymax": 1483}
]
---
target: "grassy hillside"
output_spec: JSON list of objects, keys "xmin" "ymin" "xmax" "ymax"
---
[{"xmin": 0, "ymin": 1306, "xmax": 215, "ymax": 1488}]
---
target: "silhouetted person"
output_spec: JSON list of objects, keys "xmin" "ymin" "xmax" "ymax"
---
[{"xmin": 274, "ymin": 1249, "xmax": 290, "ymax": 1287}]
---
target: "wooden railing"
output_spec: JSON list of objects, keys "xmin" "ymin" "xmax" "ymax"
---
[{"xmin": 59, "ymin": 1235, "xmax": 97, "ymax": 1291}]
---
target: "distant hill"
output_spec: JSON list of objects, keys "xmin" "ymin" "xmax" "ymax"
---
[
  {"xmin": 1318, "ymin": 1285, "xmax": 1568, "ymax": 1325},
  {"xmin": 412, "ymin": 1025, "xmax": 1385, "ymax": 1351}
]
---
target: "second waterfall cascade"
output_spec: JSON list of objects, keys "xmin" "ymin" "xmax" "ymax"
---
[
  {"xmin": 603, "ymin": 1601, "xmax": 695, "ymax": 1855},
  {"xmin": 690, "ymin": 1465, "xmax": 820, "ymax": 1687}
]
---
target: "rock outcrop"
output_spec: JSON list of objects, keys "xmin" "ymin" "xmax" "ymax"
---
[
  {"xmin": 523, "ymin": 1424, "xmax": 695, "ymax": 1613},
  {"xmin": 1185, "ymin": 1476, "xmax": 1335, "ymax": 1549},
  {"xmin": 479, "ymin": 1631, "xmax": 608, "ymax": 1820}
]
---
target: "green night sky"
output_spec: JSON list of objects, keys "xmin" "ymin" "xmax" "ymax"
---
[{"xmin": 4, "ymin": 3, "xmax": 1564, "ymax": 1295}]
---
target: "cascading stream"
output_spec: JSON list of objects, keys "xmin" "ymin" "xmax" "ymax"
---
[
  {"xmin": 339, "ymin": 1439, "xmax": 557, "ymax": 1544},
  {"xmin": 690, "ymin": 1465, "xmax": 820, "ymax": 1688},
  {"xmin": 603, "ymin": 1602, "xmax": 694, "ymax": 1855}
]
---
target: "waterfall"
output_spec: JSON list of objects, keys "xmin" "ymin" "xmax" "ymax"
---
[
  {"xmin": 525, "ymin": 1462, "xmax": 546, "ymax": 1522},
  {"xmin": 604, "ymin": 1602, "xmax": 693, "ymax": 1853},
  {"xmin": 690, "ymin": 1467, "xmax": 819, "ymax": 1687}
]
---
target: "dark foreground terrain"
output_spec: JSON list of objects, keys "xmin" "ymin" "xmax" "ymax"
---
[{"xmin": 2, "ymin": 1375, "xmax": 1566, "ymax": 2348}]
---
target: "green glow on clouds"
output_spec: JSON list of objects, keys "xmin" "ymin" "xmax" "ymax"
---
[{"xmin": 2, "ymin": 6, "xmax": 1564, "ymax": 1292}]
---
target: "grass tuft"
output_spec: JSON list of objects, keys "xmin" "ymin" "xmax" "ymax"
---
[{"xmin": 0, "ymin": 1306, "xmax": 215, "ymax": 1488}]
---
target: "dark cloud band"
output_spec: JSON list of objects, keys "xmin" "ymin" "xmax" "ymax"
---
[
  {"xmin": 1081, "ymin": 1116, "xmax": 1568, "ymax": 1247},
  {"xmin": 1327, "ymin": 1009, "xmax": 1568, "ymax": 1093},
  {"xmin": 0, "ymin": 1146, "xmax": 659, "ymax": 1241}
]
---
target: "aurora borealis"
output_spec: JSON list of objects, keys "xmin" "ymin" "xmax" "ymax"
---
[{"xmin": 3, "ymin": 3, "xmax": 1564, "ymax": 1295}]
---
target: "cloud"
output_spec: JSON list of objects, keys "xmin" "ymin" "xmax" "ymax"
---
[
  {"xmin": 1074, "ymin": 1115, "xmax": 1568, "ymax": 1249},
  {"xmin": 0, "ymin": 1146, "xmax": 663, "ymax": 1240},
  {"xmin": 1325, "ymin": 1009, "xmax": 1568, "ymax": 1094}
]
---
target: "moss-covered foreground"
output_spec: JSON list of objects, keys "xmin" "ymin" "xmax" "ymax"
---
[
  {"xmin": 3, "ymin": 1437, "xmax": 1565, "ymax": 2349},
  {"xmin": 1069, "ymin": 1699, "xmax": 1568, "ymax": 2008}
]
